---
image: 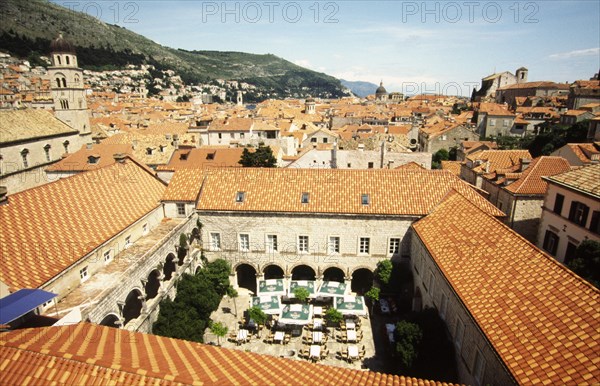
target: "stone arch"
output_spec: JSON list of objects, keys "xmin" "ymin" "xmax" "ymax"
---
[
  {"xmin": 145, "ymin": 269, "xmax": 161, "ymax": 300},
  {"xmin": 322, "ymin": 266, "xmax": 345, "ymax": 282},
  {"xmin": 263, "ymin": 264, "xmax": 284, "ymax": 279},
  {"xmin": 163, "ymin": 253, "xmax": 176, "ymax": 281},
  {"xmin": 291, "ymin": 264, "xmax": 316, "ymax": 280},
  {"xmin": 236, "ymin": 263, "xmax": 257, "ymax": 294},
  {"xmin": 351, "ymin": 268, "xmax": 374, "ymax": 295},
  {"xmin": 122, "ymin": 288, "xmax": 143, "ymax": 325},
  {"xmin": 99, "ymin": 313, "xmax": 120, "ymax": 328}
]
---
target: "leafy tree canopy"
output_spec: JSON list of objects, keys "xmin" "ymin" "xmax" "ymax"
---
[
  {"xmin": 239, "ymin": 145, "xmax": 277, "ymax": 167},
  {"xmin": 395, "ymin": 320, "xmax": 423, "ymax": 369},
  {"xmin": 247, "ymin": 306, "xmax": 267, "ymax": 326},
  {"xmin": 293, "ymin": 287, "xmax": 310, "ymax": 303},
  {"xmin": 376, "ymin": 260, "xmax": 393, "ymax": 285},
  {"xmin": 567, "ymin": 240, "xmax": 600, "ymax": 289},
  {"xmin": 324, "ymin": 307, "xmax": 343, "ymax": 325}
]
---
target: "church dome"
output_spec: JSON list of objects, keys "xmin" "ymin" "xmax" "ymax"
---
[
  {"xmin": 375, "ymin": 81, "xmax": 388, "ymax": 96},
  {"xmin": 50, "ymin": 33, "xmax": 76, "ymax": 54}
]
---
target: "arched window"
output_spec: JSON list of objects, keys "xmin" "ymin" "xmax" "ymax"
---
[
  {"xmin": 56, "ymin": 78, "xmax": 61, "ymax": 88},
  {"xmin": 62, "ymin": 78, "xmax": 67, "ymax": 88},
  {"xmin": 44, "ymin": 144, "xmax": 51, "ymax": 162},
  {"xmin": 21, "ymin": 149, "xmax": 29, "ymax": 168},
  {"xmin": 63, "ymin": 141, "xmax": 70, "ymax": 153},
  {"xmin": 65, "ymin": 56, "xmax": 70, "ymax": 65},
  {"xmin": 74, "ymin": 74, "xmax": 80, "ymax": 84},
  {"xmin": 56, "ymin": 55, "xmax": 61, "ymax": 65}
]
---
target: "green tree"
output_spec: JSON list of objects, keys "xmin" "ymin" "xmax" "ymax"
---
[
  {"xmin": 247, "ymin": 306, "xmax": 267, "ymax": 337},
  {"xmin": 365, "ymin": 286, "xmax": 380, "ymax": 313},
  {"xmin": 209, "ymin": 321, "xmax": 228, "ymax": 346},
  {"xmin": 376, "ymin": 260, "xmax": 393, "ymax": 286},
  {"xmin": 432, "ymin": 148, "xmax": 450, "ymax": 169},
  {"xmin": 176, "ymin": 274, "xmax": 222, "ymax": 320},
  {"xmin": 293, "ymin": 287, "xmax": 310, "ymax": 303},
  {"xmin": 226, "ymin": 286, "xmax": 239, "ymax": 317},
  {"xmin": 204, "ymin": 259, "xmax": 231, "ymax": 296},
  {"xmin": 153, "ymin": 299, "xmax": 207, "ymax": 343},
  {"xmin": 395, "ymin": 320, "xmax": 423, "ymax": 369},
  {"xmin": 238, "ymin": 145, "xmax": 277, "ymax": 167},
  {"xmin": 324, "ymin": 307, "xmax": 343, "ymax": 326},
  {"xmin": 566, "ymin": 240, "xmax": 600, "ymax": 289}
]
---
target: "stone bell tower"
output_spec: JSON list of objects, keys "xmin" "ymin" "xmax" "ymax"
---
[{"xmin": 48, "ymin": 33, "xmax": 91, "ymax": 141}]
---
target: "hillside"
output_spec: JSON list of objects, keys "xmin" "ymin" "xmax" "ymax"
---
[
  {"xmin": 340, "ymin": 79, "xmax": 379, "ymax": 98},
  {"xmin": 0, "ymin": 0, "xmax": 347, "ymax": 100}
]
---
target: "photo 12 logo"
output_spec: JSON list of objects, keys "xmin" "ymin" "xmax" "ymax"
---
[
  {"xmin": 61, "ymin": 1, "xmax": 140, "ymax": 23},
  {"xmin": 201, "ymin": 1, "xmax": 340, "ymax": 23},
  {"xmin": 400, "ymin": 1, "xmax": 539, "ymax": 23}
]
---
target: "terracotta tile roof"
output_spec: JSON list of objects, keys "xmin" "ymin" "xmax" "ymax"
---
[
  {"xmin": 156, "ymin": 148, "xmax": 245, "ymax": 172},
  {"xmin": 503, "ymin": 156, "xmax": 572, "ymax": 195},
  {"xmin": 196, "ymin": 168, "xmax": 504, "ymax": 217},
  {"xmin": 497, "ymin": 81, "xmax": 570, "ymax": 91},
  {"xmin": 162, "ymin": 168, "xmax": 206, "ymax": 202},
  {"xmin": 440, "ymin": 161, "xmax": 462, "ymax": 176},
  {"xmin": 0, "ymin": 324, "xmax": 450, "ymax": 386},
  {"xmin": 413, "ymin": 191, "xmax": 600, "ymax": 385},
  {"xmin": 45, "ymin": 143, "xmax": 133, "ymax": 172},
  {"xmin": 545, "ymin": 163, "xmax": 600, "ymax": 197},
  {"xmin": 560, "ymin": 143, "xmax": 600, "ymax": 164},
  {"xmin": 208, "ymin": 117, "xmax": 253, "ymax": 132},
  {"xmin": 477, "ymin": 103, "xmax": 515, "ymax": 117},
  {"xmin": 0, "ymin": 109, "xmax": 79, "ymax": 144},
  {"xmin": 467, "ymin": 150, "xmax": 532, "ymax": 174},
  {"xmin": 395, "ymin": 161, "xmax": 426, "ymax": 170},
  {"xmin": 0, "ymin": 160, "xmax": 166, "ymax": 290}
]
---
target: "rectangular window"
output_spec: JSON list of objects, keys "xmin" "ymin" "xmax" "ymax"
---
[
  {"xmin": 359, "ymin": 237, "xmax": 370, "ymax": 254},
  {"xmin": 553, "ymin": 193, "xmax": 564, "ymax": 215},
  {"xmin": 361, "ymin": 194, "xmax": 370, "ymax": 205},
  {"xmin": 454, "ymin": 318, "xmax": 465, "ymax": 351},
  {"xmin": 473, "ymin": 350, "xmax": 486, "ymax": 385},
  {"xmin": 542, "ymin": 230, "xmax": 559, "ymax": 256},
  {"xmin": 142, "ymin": 223, "xmax": 148, "ymax": 235},
  {"xmin": 440, "ymin": 294, "xmax": 448, "ymax": 320},
  {"xmin": 368, "ymin": 162, "xmax": 374, "ymax": 169},
  {"xmin": 298, "ymin": 235, "xmax": 309, "ymax": 253},
  {"xmin": 389, "ymin": 238, "xmax": 401, "ymax": 255},
  {"xmin": 124, "ymin": 236, "xmax": 132, "ymax": 249},
  {"xmin": 565, "ymin": 241, "xmax": 578, "ymax": 264},
  {"xmin": 103, "ymin": 250, "xmax": 112, "ymax": 264},
  {"xmin": 80, "ymin": 266, "xmax": 89, "ymax": 282},
  {"xmin": 176, "ymin": 203, "xmax": 186, "ymax": 216},
  {"xmin": 323, "ymin": 138, "xmax": 328, "ymax": 143},
  {"xmin": 210, "ymin": 233, "xmax": 221, "ymax": 251},
  {"xmin": 503, "ymin": 119, "xmax": 509, "ymax": 127},
  {"xmin": 236, "ymin": 191, "xmax": 245, "ymax": 203},
  {"xmin": 239, "ymin": 233, "xmax": 249, "ymax": 251},
  {"xmin": 218, "ymin": 133, "xmax": 222, "ymax": 139},
  {"xmin": 301, "ymin": 192, "xmax": 310, "ymax": 204},
  {"xmin": 568, "ymin": 201, "xmax": 590, "ymax": 226},
  {"xmin": 328, "ymin": 236, "xmax": 340, "ymax": 254},
  {"xmin": 44, "ymin": 147, "xmax": 51, "ymax": 162},
  {"xmin": 311, "ymin": 137, "xmax": 317, "ymax": 143},
  {"xmin": 230, "ymin": 133, "xmax": 235, "ymax": 139},
  {"xmin": 266, "ymin": 234, "xmax": 278, "ymax": 252},
  {"xmin": 590, "ymin": 211, "xmax": 600, "ymax": 235},
  {"xmin": 489, "ymin": 118, "xmax": 496, "ymax": 126},
  {"xmin": 240, "ymin": 132, "xmax": 245, "ymax": 139}
]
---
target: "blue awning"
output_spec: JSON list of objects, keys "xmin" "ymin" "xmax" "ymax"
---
[{"xmin": 0, "ymin": 289, "xmax": 57, "ymax": 325}]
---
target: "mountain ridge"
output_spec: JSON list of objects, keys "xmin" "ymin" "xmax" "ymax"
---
[{"xmin": 0, "ymin": 0, "xmax": 348, "ymax": 100}]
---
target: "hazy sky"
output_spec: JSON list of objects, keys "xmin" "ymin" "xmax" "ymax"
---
[{"xmin": 52, "ymin": 0, "xmax": 599, "ymax": 95}]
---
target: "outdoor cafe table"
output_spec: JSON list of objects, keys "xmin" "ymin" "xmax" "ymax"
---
[
  {"xmin": 313, "ymin": 318, "xmax": 323, "ymax": 329},
  {"xmin": 346, "ymin": 329, "xmax": 357, "ymax": 342},
  {"xmin": 345, "ymin": 319, "xmax": 355, "ymax": 329},
  {"xmin": 310, "ymin": 345, "xmax": 321, "ymax": 359},
  {"xmin": 274, "ymin": 331, "xmax": 285, "ymax": 343},
  {"xmin": 348, "ymin": 345, "xmax": 359, "ymax": 360},
  {"xmin": 312, "ymin": 331, "xmax": 323, "ymax": 343},
  {"xmin": 237, "ymin": 329, "xmax": 248, "ymax": 342}
]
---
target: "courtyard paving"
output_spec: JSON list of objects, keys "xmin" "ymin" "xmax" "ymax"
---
[{"xmin": 205, "ymin": 288, "xmax": 380, "ymax": 371}]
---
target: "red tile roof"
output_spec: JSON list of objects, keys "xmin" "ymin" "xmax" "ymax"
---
[
  {"xmin": 0, "ymin": 159, "xmax": 166, "ymax": 290},
  {"xmin": 413, "ymin": 191, "xmax": 600, "ymax": 385},
  {"xmin": 545, "ymin": 163, "xmax": 600, "ymax": 197},
  {"xmin": 156, "ymin": 148, "xmax": 245, "ymax": 172},
  {"xmin": 467, "ymin": 150, "xmax": 532, "ymax": 174},
  {"xmin": 46, "ymin": 143, "xmax": 133, "ymax": 172},
  {"xmin": 503, "ymin": 156, "xmax": 572, "ymax": 195},
  {"xmin": 196, "ymin": 168, "xmax": 504, "ymax": 217},
  {"xmin": 162, "ymin": 168, "xmax": 206, "ymax": 202},
  {"xmin": 0, "ymin": 324, "xmax": 452, "ymax": 386}
]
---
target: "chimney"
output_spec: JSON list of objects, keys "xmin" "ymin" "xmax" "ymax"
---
[
  {"xmin": 520, "ymin": 158, "xmax": 531, "ymax": 172},
  {"xmin": 388, "ymin": 159, "xmax": 395, "ymax": 169},
  {"xmin": 173, "ymin": 134, "xmax": 180, "ymax": 150},
  {"xmin": 0, "ymin": 186, "xmax": 8, "ymax": 206},
  {"xmin": 358, "ymin": 144, "xmax": 365, "ymax": 152},
  {"xmin": 132, "ymin": 140, "xmax": 138, "ymax": 150},
  {"xmin": 86, "ymin": 143, "xmax": 93, "ymax": 150},
  {"xmin": 331, "ymin": 142, "xmax": 338, "ymax": 169},
  {"xmin": 113, "ymin": 153, "xmax": 127, "ymax": 163}
]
